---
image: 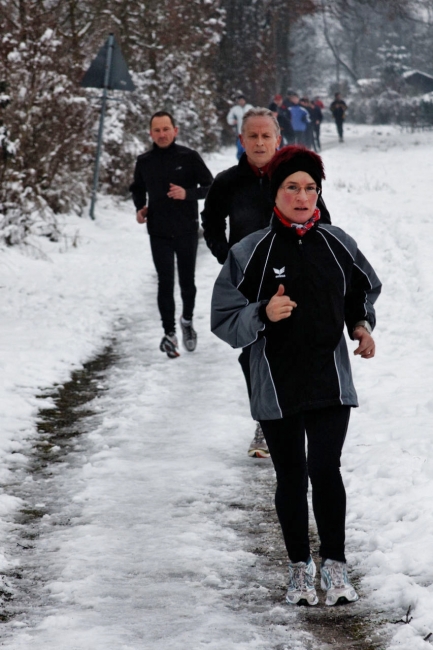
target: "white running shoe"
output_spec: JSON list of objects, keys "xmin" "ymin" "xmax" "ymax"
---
[
  {"xmin": 286, "ymin": 557, "xmax": 318, "ymax": 606},
  {"xmin": 179, "ymin": 317, "xmax": 197, "ymax": 352},
  {"xmin": 320, "ymin": 559, "xmax": 359, "ymax": 606},
  {"xmin": 159, "ymin": 332, "xmax": 180, "ymax": 359},
  {"xmin": 247, "ymin": 423, "xmax": 270, "ymax": 458}
]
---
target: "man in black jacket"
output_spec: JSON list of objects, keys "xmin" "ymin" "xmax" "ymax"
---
[
  {"xmin": 130, "ymin": 111, "xmax": 213, "ymax": 358},
  {"xmin": 330, "ymin": 93, "xmax": 348, "ymax": 143},
  {"xmin": 202, "ymin": 107, "xmax": 332, "ymax": 458},
  {"xmin": 202, "ymin": 107, "xmax": 280, "ymax": 457}
]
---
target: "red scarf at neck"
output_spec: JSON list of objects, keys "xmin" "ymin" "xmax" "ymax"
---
[{"xmin": 274, "ymin": 206, "xmax": 321, "ymax": 236}]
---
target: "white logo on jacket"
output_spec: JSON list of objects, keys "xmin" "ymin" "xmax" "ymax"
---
[{"xmin": 273, "ymin": 267, "xmax": 286, "ymax": 278}]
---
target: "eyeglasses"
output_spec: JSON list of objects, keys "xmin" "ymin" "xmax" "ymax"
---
[{"xmin": 280, "ymin": 184, "xmax": 321, "ymax": 196}]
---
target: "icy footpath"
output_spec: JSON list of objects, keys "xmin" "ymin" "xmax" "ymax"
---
[
  {"xmin": 1, "ymin": 128, "xmax": 433, "ymax": 648},
  {"xmin": 0, "ymin": 168, "xmax": 315, "ymax": 647},
  {"xmin": 0, "ymin": 274, "xmax": 314, "ymax": 649}
]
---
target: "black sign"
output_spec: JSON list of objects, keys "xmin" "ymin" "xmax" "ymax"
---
[{"xmin": 81, "ymin": 35, "xmax": 135, "ymax": 91}]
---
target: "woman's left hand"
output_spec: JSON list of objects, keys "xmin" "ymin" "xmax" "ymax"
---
[{"xmin": 353, "ymin": 327, "xmax": 375, "ymax": 359}]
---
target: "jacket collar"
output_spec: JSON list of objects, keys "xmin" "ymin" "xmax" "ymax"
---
[
  {"xmin": 152, "ymin": 140, "xmax": 177, "ymax": 153},
  {"xmin": 238, "ymin": 152, "xmax": 270, "ymax": 179}
]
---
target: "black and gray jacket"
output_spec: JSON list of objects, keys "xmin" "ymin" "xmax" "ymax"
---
[{"xmin": 211, "ymin": 217, "xmax": 381, "ymax": 420}]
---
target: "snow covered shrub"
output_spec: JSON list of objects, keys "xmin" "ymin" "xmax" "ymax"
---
[
  {"xmin": 0, "ymin": 14, "xmax": 94, "ymax": 245},
  {"xmin": 349, "ymin": 89, "xmax": 430, "ymax": 126}
]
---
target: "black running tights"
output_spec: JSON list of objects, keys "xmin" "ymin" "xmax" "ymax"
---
[
  {"xmin": 149, "ymin": 233, "xmax": 198, "ymax": 334},
  {"xmin": 260, "ymin": 406, "xmax": 350, "ymax": 564}
]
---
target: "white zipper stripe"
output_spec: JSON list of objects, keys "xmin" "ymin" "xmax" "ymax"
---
[
  {"xmin": 317, "ymin": 229, "xmax": 346, "ymax": 295},
  {"xmin": 318, "ymin": 225, "xmax": 354, "ymax": 260},
  {"xmin": 333, "ymin": 350, "xmax": 344, "ymax": 405},
  {"xmin": 263, "ymin": 337, "xmax": 283, "ymax": 418},
  {"xmin": 236, "ymin": 230, "xmax": 273, "ymax": 290},
  {"xmin": 256, "ymin": 233, "xmax": 277, "ymax": 300}
]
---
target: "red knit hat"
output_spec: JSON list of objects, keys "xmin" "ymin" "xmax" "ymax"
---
[{"xmin": 268, "ymin": 145, "xmax": 325, "ymax": 200}]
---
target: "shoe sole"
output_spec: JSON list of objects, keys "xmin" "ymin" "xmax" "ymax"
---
[
  {"xmin": 165, "ymin": 350, "xmax": 180, "ymax": 359},
  {"xmin": 286, "ymin": 595, "xmax": 318, "ymax": 607},
  {"xmin": 325, "ymin": 594, "xmax": 359, "ymax": 606},
  {"xmin": 321, "ymin": 579, "xmax": 359, "ymax": 606},
  {"xmin": 160, "ymin": 343, "xmax": 180, "ymax": 359},
  {"xmin": 248, "ymin": 449, "xmax": 270, "ymax": 458}
]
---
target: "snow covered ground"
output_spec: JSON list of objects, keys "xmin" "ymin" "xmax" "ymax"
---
[{"xmin": 0, "ymin": 123, "xmax": 433, "ymax": 648}]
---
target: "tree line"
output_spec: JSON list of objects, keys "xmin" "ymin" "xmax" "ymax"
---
[{"xmin": 0, "ymin": 0, "xmax": 431, "ymax": 244}]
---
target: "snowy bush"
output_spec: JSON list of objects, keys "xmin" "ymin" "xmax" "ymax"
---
[
  {"xmin": 349, "ymin": 89, "xmax": 433, "ymax": 127},
  {"xmin": 0, "ymin": 15, "xmax": 95, "ymax": 246}
]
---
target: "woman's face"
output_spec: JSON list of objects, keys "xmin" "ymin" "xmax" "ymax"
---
[{"xmin": 275, "ymin": 171, "xmax": 319, "ymax": 224}]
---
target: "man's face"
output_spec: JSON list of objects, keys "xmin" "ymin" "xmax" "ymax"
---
[
  {"xmin": 290, "ymin": 95, "xmax": 299, "ymax": 105},
  {"xmin": 237, "ymin": 97, "xmax": 246, "ymax": 107},
  {"xmin": 149, "ymin": 116, "xmax": 178, "ymax": 148},
  {"xmin": 239, "ymin": 116, "xmax": 281, "ymax": 168}
]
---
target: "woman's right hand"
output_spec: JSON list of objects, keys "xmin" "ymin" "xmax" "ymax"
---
[{"xmin": 266, "ymin": 284, "xmax": 297, "ymax": 322}]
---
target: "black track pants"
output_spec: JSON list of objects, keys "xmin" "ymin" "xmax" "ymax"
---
[
  {"xmin": 335, "ymin": 118, "xmax": 344, "ymax": 140},
  {"xmin": 260, "ymin": 406, "xmax": 350, "ymax": 564},
  {"xmin": 149, "ymin": 233, "xmax": 198, "ymax": 335}
]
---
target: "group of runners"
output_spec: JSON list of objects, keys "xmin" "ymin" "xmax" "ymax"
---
[
  {"xmin": 226, "ymin": 91, "xmax": 348, "ymax": 157},
  {"xmin": 130, "ymin": 106, "xmax": 381, "ymax": 608}
]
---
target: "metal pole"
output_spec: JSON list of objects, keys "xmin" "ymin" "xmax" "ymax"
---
[{"xmin": 89, "ymin": 33, "xmax": 114, "ymax": 220}]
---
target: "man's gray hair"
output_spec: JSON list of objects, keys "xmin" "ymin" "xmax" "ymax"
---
[{"xmin": 241, "ymin": 107, "xmax": 280, "ymax": 135}]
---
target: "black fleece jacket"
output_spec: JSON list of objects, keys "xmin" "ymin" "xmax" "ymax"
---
[
  {"xmin": 130, "ymin": 141, "xmax": 213, "ymax": 238},
  {"xmin": 201, "ymin": 152, "xmax": 331, "ymax": 264}
]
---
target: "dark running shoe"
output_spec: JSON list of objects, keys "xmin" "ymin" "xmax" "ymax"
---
[
  {"xmin": 179, "ymin": 317, "xmax": 197, "ymax": 352},
  {"xmin": 159, "ymin": 332, "xmax": 180, "ymax": 359}
]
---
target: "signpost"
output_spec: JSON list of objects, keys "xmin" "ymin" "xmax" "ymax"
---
[{"xmin": 81, "ymin": 34, "xmax": 135, "ymax": 219}]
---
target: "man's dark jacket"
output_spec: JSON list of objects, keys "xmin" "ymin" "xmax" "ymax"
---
[
  {"xmin": 201, "ymin": 152, "xmax": 331, "ymax": 264},
  {"xmin": 130, "ymin": 142, "xmax": 213, "ymax": 238},
  {"xmin": 330, "ymin": 100, "xmax": 347, "ymax": 122}
]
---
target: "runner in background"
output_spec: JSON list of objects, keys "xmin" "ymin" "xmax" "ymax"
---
[
  {"xmin": 203, "ymin": 109, "xmax": 332, "ymax": 458},
  {"xmin": 269, "ymin": 94, "xmax": 294, "ymax": 145},
  {"xmin": 288, "ymin": 93, "xmax": 310, "ymax": 145},
  {"xmin": 299, "ymin": 97, "xmax": 315, "ymax": 150},
  {"xmin": 226, "ymin": 94, "xmax": 254, "ymax": 160},
  {"xmin": 330, "ymin": 93, "xmax": 348, "ymax": 143},
  {"xmin": 130, "ymin": 111, "xmax": 213, "ymax": 358},
  {"xmin": 312, "ymin": 98, "xmax": 324, "ymax": 151},
  {"xmin": 202, "ymin": 108, "xmax": 280, "ymax": 458}
]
